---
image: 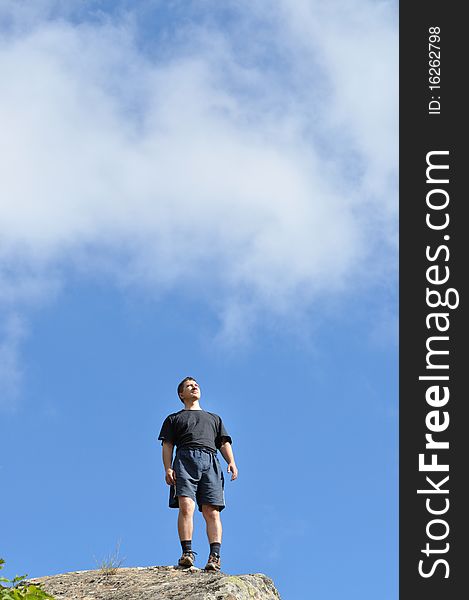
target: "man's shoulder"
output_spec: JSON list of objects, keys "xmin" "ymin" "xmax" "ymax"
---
[
  {"xmin": 204, "ymin": 410, "xmax": 222, "ymax": 421},
  {"xmin": 164, "ymin": 409, "xmax": 185, "ymax": 420}
]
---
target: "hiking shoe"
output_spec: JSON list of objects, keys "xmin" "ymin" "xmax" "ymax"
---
[
  {"xmin": 178, "ymin": 551, "xmax": 196, "ymax": 567},
  {"xmin": 204, "ymin": 553, "xmax": 221, "ymax": 572}
]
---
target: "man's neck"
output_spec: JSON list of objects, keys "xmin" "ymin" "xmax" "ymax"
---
[{"xmin": 183, "ymin": 400, "xmax": 202, "ymax": 411}]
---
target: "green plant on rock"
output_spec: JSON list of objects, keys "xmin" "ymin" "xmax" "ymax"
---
[{"xmin": 0, "ymin": 559, "xmax": 55, "ymax": 600}]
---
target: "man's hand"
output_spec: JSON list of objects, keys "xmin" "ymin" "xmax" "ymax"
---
[
  {"xmin": 227, "ymin": 462, "xmax": 238, "ymax": 481},
  {"xmin": 165, "ymin": 467, "xmax": 176, "ymax": 485},
  {"xmin": 220, "ymin": 440, "xmax": 238, "ymax": 481},
  {"xmin": 162, "ymin": 441, "xmax": 175, "ymax": 485}
]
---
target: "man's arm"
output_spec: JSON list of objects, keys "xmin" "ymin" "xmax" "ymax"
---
[
  {"xmin": 219, "ymin": 441, "xmax": 238, "ymax": 481},
  {"xmin": 162, "ymin": 441, "xmax": 176, "ymax": 485}
]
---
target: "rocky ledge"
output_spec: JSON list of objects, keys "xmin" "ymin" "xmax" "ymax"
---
[{"xmin": 28, "ymin": 565, "xmax": 281, "ymax": 600}]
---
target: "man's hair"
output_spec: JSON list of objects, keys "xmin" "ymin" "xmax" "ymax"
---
[{"xmin": 177, "ymin": 376, "xmax": 198, "ymax": 402}]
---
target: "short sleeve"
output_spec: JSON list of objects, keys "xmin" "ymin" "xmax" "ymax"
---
[
  {"xmin": 158, "ymin": 415, "xmax": 175, "ymax": 445},
  {"xmin": 215, "ymin": 417, "xmax": 232, "ymax": 448}
]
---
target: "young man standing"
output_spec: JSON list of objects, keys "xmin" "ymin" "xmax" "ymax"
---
[{"xmin": 158, "ymin": 377, "xmax": 238, "ymax": 572}]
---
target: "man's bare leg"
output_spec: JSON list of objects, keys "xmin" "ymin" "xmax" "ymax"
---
[
  {"xmin": 201, "ymin": 504, "xmax": 222, "ymax": 571},
  {"xmin": 178, "ymin": 496, "xmax": 195, "ymax": 541},
  {"xmin": 201, "ymin": 504, "xmax": 222, "ymax": 543}
]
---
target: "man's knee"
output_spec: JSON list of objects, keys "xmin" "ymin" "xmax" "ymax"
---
[
  {"xmin": 179, "ymin": 496, "xmax": 195, "ymax": 516},
  {"xmin": 202, "ymin": 504, "xmax": 220, "ymax": 520}
]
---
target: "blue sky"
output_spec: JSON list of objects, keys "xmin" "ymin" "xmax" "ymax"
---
[{"xmin": 0, "ymin": 2, "xmax": 398, "ymax": 599}]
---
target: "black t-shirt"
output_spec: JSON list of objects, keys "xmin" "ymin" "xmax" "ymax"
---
[{"xmin": 158, "ymin": 409, "xmax": 232, "ymax": 453}]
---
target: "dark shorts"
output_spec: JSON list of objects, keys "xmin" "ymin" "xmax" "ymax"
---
[{"xmin": 169, "ymin": 447, "xmax": 225, "ymax": 512}]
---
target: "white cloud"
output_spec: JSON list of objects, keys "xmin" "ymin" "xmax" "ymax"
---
[{"xmin": 0, "ymin": 1, "xmax": 397, "ymax": 394}]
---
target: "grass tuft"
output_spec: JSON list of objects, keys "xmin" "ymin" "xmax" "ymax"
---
[{"xmin": 95, "ymin": 540, "xmax": 125, "ymax": 576}]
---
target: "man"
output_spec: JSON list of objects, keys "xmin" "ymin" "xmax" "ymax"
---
[{"xmin": 158, "ymin": 377, "xmax": 238, "ymax": 572}]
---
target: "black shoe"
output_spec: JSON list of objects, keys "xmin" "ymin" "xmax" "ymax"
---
[{"xmin": 178, "ymin": 551, "xmax": 197, "ymax": 567}]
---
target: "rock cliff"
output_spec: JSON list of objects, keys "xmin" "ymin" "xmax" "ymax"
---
[{"xmin": 29, "ymin": 565, "xmax": 281, "ymax": 600}]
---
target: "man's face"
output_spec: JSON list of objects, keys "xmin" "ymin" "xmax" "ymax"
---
[{"xmin": 180, "ymin": 379, "xmax": 201, "ymax": 403}]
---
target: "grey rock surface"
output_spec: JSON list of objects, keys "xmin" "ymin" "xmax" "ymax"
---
[{"xmin": 29, "ymin": 565, "xmax": 281, "ymax": 600}]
